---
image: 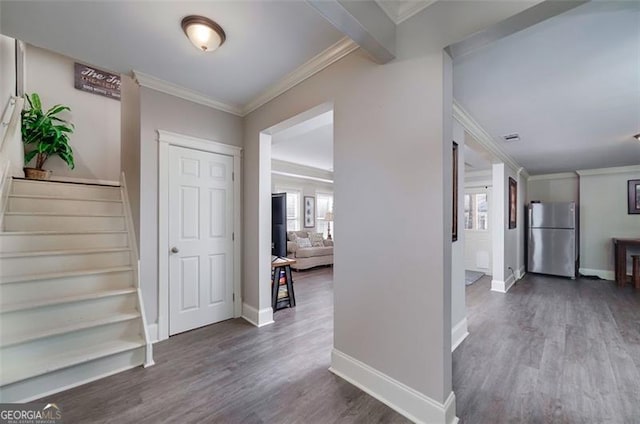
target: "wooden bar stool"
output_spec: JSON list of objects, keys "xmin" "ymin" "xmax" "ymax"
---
[{"xmin": 633, "ymin": 255, "xmax": 640, "ymax": 289}]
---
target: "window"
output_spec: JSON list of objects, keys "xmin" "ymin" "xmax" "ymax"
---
[
  {"xmin": 276, "ymin": 188, "xmax": 300, "ymax": 231},
  {"xmin": 464, "ymin": 192, "xmax": 488, "ymax": 231},
  {"xmin": 316, "ymin": 192, "xmax": 334, "ymax": 238}
]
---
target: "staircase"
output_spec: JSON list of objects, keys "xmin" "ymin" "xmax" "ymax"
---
[{"xmin": 0, "ymin": 177, "xmax": 153, "ymax": 402}]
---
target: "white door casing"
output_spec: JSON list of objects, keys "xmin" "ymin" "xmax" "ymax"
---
[
  {"xmin": 168, "ymin": 145, "xmax": 234, "ymax": 335},
  {"xmin": 158, "ymin": 130, "xmax": 242, "ymax": 341},
  {"xmin": 464, "ymin": 187, "xmax": 493, "ymax": 275}
]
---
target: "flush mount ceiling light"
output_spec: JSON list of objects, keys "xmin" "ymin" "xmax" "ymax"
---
[
  {"xmin": 634, "ymin": 134, "xmax": 640, "ymax": 141},
  {"xmin": 181, "ymin": 15, "xmax": 226, "ymax": 52}
]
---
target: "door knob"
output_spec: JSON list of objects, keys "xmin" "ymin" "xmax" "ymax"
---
[{"xmin": 171, "ymin": 247, "xmax": 179, "ymax": 254}]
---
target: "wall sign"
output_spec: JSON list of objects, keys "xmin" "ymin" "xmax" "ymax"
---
[{"xmin": 74, "ymin": 62, "xmax": 120, "ymax": 100}]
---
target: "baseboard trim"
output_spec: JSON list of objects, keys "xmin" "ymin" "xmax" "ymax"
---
[
  {"xmin": 491, "ymin": 273, "xmax": 516, "ymax": 294},
  {"xmin": 329, "ymin": 349, "xmax": 458, "ymax": 424},
  {"xmin": 147, "ymin": 323, "xmax": 159, "ymax": 344},
  {"xmin": 242, "ymin": 302, "xmax": 274, "ymax": 327},
  {"xmin": 45, "ymin": 176, "xmax": 120, "ymax": 186},
  {"xmin": 579, "ymin": 268, "xmax": 615, "ymax": 281},
  {"xmin": 451, "ymin": 318, "xmax": 469, "ymax": 352},
  {"xmin": 516, "ymin": 266, "xmax": 526, "ymax": 280}
]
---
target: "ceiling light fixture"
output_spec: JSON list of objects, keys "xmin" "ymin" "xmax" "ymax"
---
[
  {"xmin": 634, "ymin": 134, "xmax": 640, "ymax": 141},
  {"xmin": 181, "ymin": 15, "xmax": 226, "ymax": 52}
]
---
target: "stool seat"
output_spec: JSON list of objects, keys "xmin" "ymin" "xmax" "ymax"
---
[{"xmin": 632, "ymin": 255, "xmax": 640, "ymax": 289}]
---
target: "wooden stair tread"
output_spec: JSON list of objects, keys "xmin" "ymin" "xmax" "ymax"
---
[
  {"xmin": 1, "ymin": 288, "xmax": 137, "ymax": 313},
  {"xmin": 0, "ymin": 266, "xmax": 134, "ymax": 284},
  {"xmin": 0, "ymin": 230, "xmax": 127, "ymax": 236},
  {"xmin": 11, "ymin": 178, "xmax": 120, "ymax": 188},
  {"xmin": 8, "ymin": 194, "xmax": 122, "ymax": 203},
  {"xmin": 1, "ymin": 312, "xmax": 141, "ymax": 347},
  {"xmin": 0, "ymin": 337, "xmax": 144, "ymax": 385},
  {"xmin": 4, "ymin": 212, "xmax": 124, "ymax": 217},
  {"xmin": 0, "ymin": 247, "xmax": 131, "ymax": 259}
]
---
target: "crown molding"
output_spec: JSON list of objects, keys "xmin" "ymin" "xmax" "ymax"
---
[
  {"xmin": 453, "ymin": 100, "xmax": 529, "ymax": 179},
  {"xmin": 132, "ymin": 37, "xmax": 357, "ymax": 118},
  {"xmin": 576, "ymin": 165, "xmax": 640, "ymax": 177},
  {"xmin": 242, "ymin": 37, "xmax": 358, "ymax": 116},
  {"xmin": 375, "ymin": 1, "xmax": 437, "ymax": 25},
  {"xmin": 133, "ymin": 71, "xmax": 243, "ymax": 117},
  {"xmin": 528, "ymin": 172, "xmax": 578, "ymax": 182}
]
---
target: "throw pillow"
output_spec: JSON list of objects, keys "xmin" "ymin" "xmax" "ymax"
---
[
  {"xmin": 287, "ymin": 231, "xmax": 298, "ymax": 242},
  {"xmin": 296, "ymin": 237, "xmax": 312, "ymax": 248},
  {"xmin": 309, "ymin": 232, "xmax": 324, "ymax": 247},
  {"xmin": 323, "ymin": 239, "xmax": 334, "ymax": 247}
]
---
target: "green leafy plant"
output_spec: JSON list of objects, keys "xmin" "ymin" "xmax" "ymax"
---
[{"xmin": 21, "ymin": 93, "xmax": 75, "ymax": 170}]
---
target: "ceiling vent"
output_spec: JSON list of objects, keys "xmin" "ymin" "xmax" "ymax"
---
[{"xmin": 502, "ymin": 133, "xmax": 520, "ymax": 142}]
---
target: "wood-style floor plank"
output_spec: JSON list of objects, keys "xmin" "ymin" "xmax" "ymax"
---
[
  {"xmin": 40, "ymin": 267, "xmax": 410, "ymax": 424},
  {"xmin": 454, "ymin": 274, "xmax": 640, "ymax": 424}
]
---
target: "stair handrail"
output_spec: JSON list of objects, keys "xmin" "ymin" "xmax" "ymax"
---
[
  {"xmin": 120, "ymin": 171, "xmax": 154, "ymax": 367},
  {"xmin": 0, "ymin": 96, "xmax": 24, "ymax": 229},
  {"xmin": 0, "ymin": 96, "xmax": 17, "ymax": 152}
]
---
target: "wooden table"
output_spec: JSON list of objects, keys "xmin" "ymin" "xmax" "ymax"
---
[
  {"xmin": 613, "ymin": 238, "xmax": 640, "ymax": 287},
  {"xmin": 271, "ymin": 257, "xmax": 296, "ymax": 310}
]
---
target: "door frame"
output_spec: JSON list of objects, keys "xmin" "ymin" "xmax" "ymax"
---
[{"xmin": 157, "ymin": 130, "xmax": 242, "ymax": 341}]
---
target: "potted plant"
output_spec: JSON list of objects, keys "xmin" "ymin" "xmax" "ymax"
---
[{"xmin": 21, "ymin": 93, "xmax": 75, "ymax": 180}]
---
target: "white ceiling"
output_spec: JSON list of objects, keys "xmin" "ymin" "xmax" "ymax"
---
[
  {"xmin": 375, "ymin": 0, "xmax": 436, "ymax": 25},
  {"xmin": 0, "ymin": 1, "xmax": 343, "ymax": 110},
  {"xmin": 453, "ymin": 1, "xmax": 640, "ymax": 175},
  {"xmin": 271, "ymin": 110, "xmax": 333, "ymax": 172}
]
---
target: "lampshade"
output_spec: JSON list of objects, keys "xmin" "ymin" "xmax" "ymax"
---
[
  {"xmin": 325, "ymin": 211, "xmax": 334, "ymax": 221},
  {"xmin": 181, "ymin": 15, "xmax": 226, "ymax": 52}
]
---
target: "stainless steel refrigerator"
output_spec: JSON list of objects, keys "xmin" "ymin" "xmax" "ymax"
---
[{"xmin": 528, "ymin": 202, "xmax": 578, "ymax": 278}]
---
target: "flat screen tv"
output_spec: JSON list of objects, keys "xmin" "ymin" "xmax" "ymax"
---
[{"xmin": 272, "ymin": 193, "xmax": 287, "ymax": 258}]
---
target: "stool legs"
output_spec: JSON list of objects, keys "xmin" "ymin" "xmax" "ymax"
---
[{"xmin": 633, "ymin": 256, "xmax": 640, "ymax": 289}]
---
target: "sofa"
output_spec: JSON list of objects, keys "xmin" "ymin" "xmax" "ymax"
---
[{"xmin": 286, "ymin": 230, "xmax": 333, "ymax": 270}]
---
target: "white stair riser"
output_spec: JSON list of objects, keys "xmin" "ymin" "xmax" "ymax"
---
[
  {"xmin": 1, "ymin": 294, "xmax": 139, "ymax": 345},
  {"xmin": 0, "ymin": 251, "xmax": 131, "ymax": 277},
  {"xmin": 0, "ymin": 232, "xmax": 128, "ymax": 253},
  {"xmin": 11, "ymin": 180, "xmax": 121, "ymax": 200},
  {"xmin": 8, "ymin": 197, "xmax": 123, "ymax": 216},
  {"xmin": 1, "ymin": 320, "xmax": 142, "ymax": 369},
  {"xmin": 4, "ymin": 215, "xmax": 126, "ymax": 232},
  {"xmin": 0, "ymin": 270, "xmax": 135, "ymax": 308},
  {"xmin": 0, "ymin": 347, "xmax": 144, "ymax": 402}
]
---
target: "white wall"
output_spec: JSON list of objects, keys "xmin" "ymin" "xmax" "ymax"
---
[
  {"xmin": 271, "ymin": 171, "xmax": 333, "ymax": 235},
  {"xmin": 137, "ymin": 87, "xmax": 243, "ymax": 324},
  {"xmin": 0, "ymin": 34, "xmax": 15, "ymax": 106},
  {"xmin": 578, "ymin": 165, "xmax": 640, "ymax": 279},
  {"xmin": 242, "ymin": 0, "xmax": 535, "ymax": 415},
  {"xmin": 527, "ymin": 173, "xmax": 579, "ymax": 203},
  {"xmin": 120, "ymin": 75, "xmax": 140, "ymax": 241},
  {"xmin": 491, "ymin": 163, "xmax": 525, "ymax": 292},
  {"xmin": 451, "ymin": 121, "xmax": 467, "ymax": 349},
  {"xmin": 25, "ymin": 45, "xmax": 120, "ymax": 181}
]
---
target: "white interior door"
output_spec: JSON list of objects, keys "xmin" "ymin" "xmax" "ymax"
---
[
  {"xmin": 464, "ymin": 187, "xmax": 493, "ymax": 275},
  {"xmin": 169, "ymin": 145, "xmax": 234, "ymax": 335}
]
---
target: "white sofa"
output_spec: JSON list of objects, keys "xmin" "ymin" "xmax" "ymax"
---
[{"xmin": 286, "ymin": 230, "xmax": 333, "ymax": 270}]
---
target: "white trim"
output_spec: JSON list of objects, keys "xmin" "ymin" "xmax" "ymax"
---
[
  {"xmin": 133, "ymin": 38, "xmax": 357, "ymax": 118},
  {"xmin": 576, "ymin": 165, "xmax": 640, "ymax": 177},
  {"xmin": 491, "ymin": 273, "xmax": 516, "ymax": 294},
  {"xmin": 157, "ymin": 130, "xmax": 243, "ymax": 341},
  {"xmin": 330, "ymin": 349, "xmax": 458, "ymax": 424},
  {"xmin": 516, "ymin": 266, "xmax": 526, "ymax": 280},
  {"xmin": 453, "ymin": 101, "xmax": 529, "ymax": 179},
  {"xmin": 243, "ymin": 37, "xmax": 357, "ymax": 115},
  {"xmin": 241, "ymin": 303, "xmax": 275, "ymax": 328},
  {"xmin": 451, "ymin": 318, "xmax": 469, "ymax": 352},
  {"xmin": 375, "ymin": 0, "xmax": 437, "ymax": 25},
  {"xmin": 133, "ymin": 71, "xmax": 243, "ymax": 116},
  {"xmin": 16, "ymin": 41, "xmax": 26, "ymax": 97},
  {"xmin": 47, "ymin": 176, "xmax": 120, "ymax": 186},
  {"xmin": 147, "ymin": 323, "xmax": 159, "ymax": 343},
  {"xmin": 528, "ymin": 172, "xmax": 578, "ymax": 182},
  {"xmin": 579, "ymin": 268, "xmax": 615, "ymax": 281},
  {"xmin": 272, "ymin": 170, "xmax": 334, "ymax": 185}
]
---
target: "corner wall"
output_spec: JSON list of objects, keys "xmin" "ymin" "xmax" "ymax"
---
[
  {"xmin": 451, "ymin": 120, "xmax": 467, "ymax": 350},
  {"xmin": 578, "ymin": 166, "xmax": 640, "ymax": 279},
  {"xmin": 24, "ymin": 45, "xmax": 120, "ymax": 182}
]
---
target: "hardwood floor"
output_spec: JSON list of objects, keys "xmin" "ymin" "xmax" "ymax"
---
[
  {"xmin": 41, "ymin": 269, "xmax": 640, "ymax": 423},
  {"xmin": 454, "ymin": 274, "xmax": 640, "ymax": 424},
  {"xmin": 41, "ymin": 267, "xmax": 410, "ymax": 424}
]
